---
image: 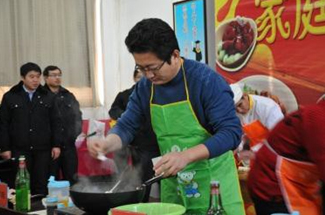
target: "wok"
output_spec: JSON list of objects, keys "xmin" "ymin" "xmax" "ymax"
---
[{"xmin": 70, "ymin": 174, "xmax": 163, "ymax": 215}]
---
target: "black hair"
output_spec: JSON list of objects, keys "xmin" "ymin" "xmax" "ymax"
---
[
  {"xmin": 20, "ymin": 62, "xmax": 41, "ymax": 77},
  {"xmin": 43, "ymin": 65, "xmax": 62, "ymax": 77},
  {"xmin": 125, "ymin": 18, "xmax": 180, "ymax": 64},
  {"xmin": 133, "ymin": 69, "xmax": 140, "ymax": 79}
]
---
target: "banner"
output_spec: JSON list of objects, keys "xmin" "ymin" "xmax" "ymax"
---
[{"xmin": 215, "ymin": 0, "xmax": 325, "ymax": 113}]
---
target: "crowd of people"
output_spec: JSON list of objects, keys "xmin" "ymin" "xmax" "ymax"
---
[
  {"xmin": 0, "ymin": 62, "xmax": 82, "ymax": 196},
  {"xmin": 0, "ymin": 17, "xmax": 324, "ymax": 215}
]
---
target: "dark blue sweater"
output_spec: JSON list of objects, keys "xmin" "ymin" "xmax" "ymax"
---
[{"xmin": 110, "ymin": 58, "xmax": 242, "ymax": 158}]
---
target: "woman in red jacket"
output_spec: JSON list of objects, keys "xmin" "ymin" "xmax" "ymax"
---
[{"xmin": 247, "ymin": 100, "xmax": 325, "ymax": 215}]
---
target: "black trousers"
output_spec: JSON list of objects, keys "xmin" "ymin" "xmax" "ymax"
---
[
  {"xmin": 13, "ymin": 150, "xmax": 52, "ymax": 195},
  {"xmin": 50, "ymin": 147, "xmax": 78, "ymax": 185},
  {"xmin": 253, "ymin": 197, "xmax": 289, "ymax": 215}
]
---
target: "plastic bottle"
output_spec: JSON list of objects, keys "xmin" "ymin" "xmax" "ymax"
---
[
  {"xmin": 15, "ymin": 155, "xmax": 31, "ymax": 212},
  {"xmin": 207, "ymin": 181, "xmax": 226, "ymax": 215},
  {"xmin": 47, "ymin": 176, "xmax": 70, "ymax": 207}
]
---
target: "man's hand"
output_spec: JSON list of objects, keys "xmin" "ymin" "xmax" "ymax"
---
[
  {"xmin": 153, "ymin": 144, "xmax": 210, "ymax": 177},
  {"xmin": 51, "ymin": 147, "xmax": 61, "ymax": 160},
  {"xmin": 153, "ymin": 151, "xmax": 190, "ymax": 177},
  {"xmin": 87, "ymin": 134, "xmax": 123, "ymax": 159},
  {"xmin": 0, "ymin": 151, "xmax": 11, "ymax": 160}
]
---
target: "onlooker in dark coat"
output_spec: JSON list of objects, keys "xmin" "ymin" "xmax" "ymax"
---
[
  {"xmin": 0, "ymin": 105, "xmax": 16, "ymax": 189},
  {"xmin": 0, "ymin": 62, "xmax": 62, "ymax": 195},
  {"xmin": 109, "ymin": 70, "xmax": 143, "ymax": 120},
  {"xmin": 43, "ymin": 65, "xmax": 82, "ymax": 185}
]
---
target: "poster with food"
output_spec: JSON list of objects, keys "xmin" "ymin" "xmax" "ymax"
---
[{"xmin": 215, "ymin": 0, "xmax": 325, "ymax": 112}]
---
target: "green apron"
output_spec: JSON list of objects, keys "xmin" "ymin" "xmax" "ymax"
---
[{"xmin": 150, "ymin": 64, "xmax": 245, "ymax": 215}]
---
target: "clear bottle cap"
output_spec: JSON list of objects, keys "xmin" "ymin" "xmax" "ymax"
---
[
  {"xmin": 210, "ymin": 180, "xmax": 219, "ymax": 185},
  {"xmin": 18, "ymin": 155, "xmax": 26, "ymax": 161}
]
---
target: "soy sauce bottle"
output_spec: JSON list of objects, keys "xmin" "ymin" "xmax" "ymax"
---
[{"xmin": 207, "ymin": 181, "xmax": 226, "ymax": 215}]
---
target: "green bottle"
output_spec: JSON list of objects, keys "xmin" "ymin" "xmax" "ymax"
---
[
  {"xmin": 207, "ymin": 181, "xmax": 226, "ymax": 215},
  {"xmin": 15, "ymin": 156, "xmax": 31, "ymax": 212}
]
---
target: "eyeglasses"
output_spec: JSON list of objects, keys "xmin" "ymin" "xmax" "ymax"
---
[
  {"xmin": 135, "ymin": 60, "xmax": 166, "ymax": 75},
  {"xmin": 48, "ymin": 74, "xmax": 62, "ymax": 78}
]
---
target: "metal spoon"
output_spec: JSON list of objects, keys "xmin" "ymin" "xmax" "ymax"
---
[
  {"xmin": 105, "ymin": 179, "xmax": 122, "ymax": 193},
  {"xmin": 105, "ymin": 165, "xmax": 131, "ymax": 193}
]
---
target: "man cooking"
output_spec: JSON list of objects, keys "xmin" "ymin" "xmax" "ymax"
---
[
  {"xmin": 88, "ymin": 18, "xmax": 245, "ymax": 215},
  {"xmin": 230, "ymin": 83, "xmax": 284, "ymax": 165}
]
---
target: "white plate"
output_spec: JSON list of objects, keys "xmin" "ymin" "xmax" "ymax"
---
[
  {"xmin": 215, "ymin": 16, "xmax": 257, "ymax": 72},
  {"xmin": 237, "ymin": 75, "xmax": 298, "ymax": 114}
]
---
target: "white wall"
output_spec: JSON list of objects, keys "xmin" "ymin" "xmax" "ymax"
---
[{"xmin": 101, "ymin": 0, "xmax": 178, "ymax": 109}]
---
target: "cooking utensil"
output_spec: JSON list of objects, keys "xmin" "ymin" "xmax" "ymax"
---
[
  {"xmin": 136, "ymin": 173, "xmax": 164, "ymax": 190},
  {"xmin": 105, "ymin": 179, "xmax": 122, "ymax": 193},
  {"xmin": 70, "ymin": 174, "xmax": 164, "ymax": 215},
  {"xmin": 105, "ymin": 165, "xmax": 131, "ymax": 193},
  {"xmin": 86, "ymin": 131, "xmax": 97, "ymax": 138}
]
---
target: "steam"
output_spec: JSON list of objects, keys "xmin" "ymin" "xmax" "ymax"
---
[
  {"xmin": 73, "ymin": 149, "xmax": 144, "ymax": 194},
  {"xmin": 73, "ymin": 119, "xmax": 146, "ymax": 193}
]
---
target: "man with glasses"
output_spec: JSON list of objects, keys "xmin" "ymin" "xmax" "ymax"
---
[
  {"xmin": 43, "ymin": 65, "xmax": 82, "ymax": 185},
  {"xmin": 88, "ymin": 18, "xmax": 244, "ymax": 215}
]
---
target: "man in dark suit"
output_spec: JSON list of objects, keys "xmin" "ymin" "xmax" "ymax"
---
[
  {"xmin": 43, "ymin": 65, "xmax": 82, "ymax": 185},
  {"xmin": 0, "ymin": 62, "xmax": 62, "ymax": 195}
]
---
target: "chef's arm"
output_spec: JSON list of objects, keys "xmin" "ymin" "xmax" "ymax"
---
[
  {"xmin": 154, "ymin": 144, "xmax": 209, "ymax": 177},
  {"xmin": 88, "ymin": 91, "xmax": 144, "ymax": 158},
  {"xmin": 201, "ymin": 76, "xmax": 243, "ymax": 158},
  {"xmin": 183, "ymin": 144, "xmax": 210, "ymax": 163},
  {"xmin": 103, "ymin": 134, "xmax": 123, "ymax": 153},
  {"xmin": 87, "ymin": 133, "xmax": 123, "ymax": 158}
]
